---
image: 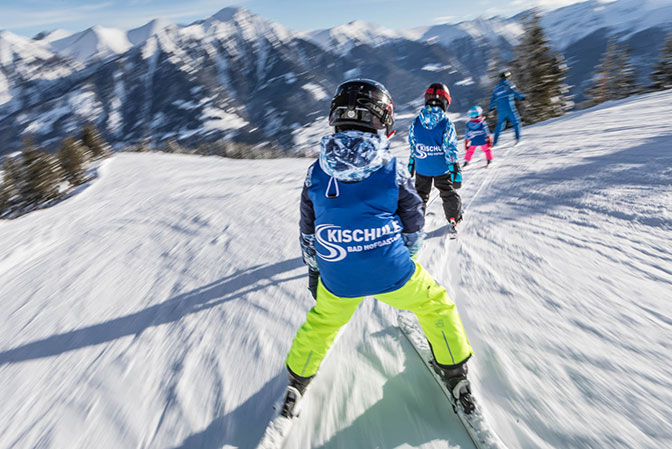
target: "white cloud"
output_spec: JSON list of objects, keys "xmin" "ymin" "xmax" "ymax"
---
[
  {"xmin": 0, "ymin": 2, "xmax": 114, "ymax": 29},
  {"xmin": 482, "ymin": 0, "xmax": 591, "ymax": 18},
  {"xmin": 1, "ymin": 0, "xmax": 243, "ymax": 36},
  {"xmin": 432, "ymin": 16, "xmax": 457, "ymax": 24},
  {"xmin": 512, "ymin": 0, "xmax": 591, "ymax": 9}
]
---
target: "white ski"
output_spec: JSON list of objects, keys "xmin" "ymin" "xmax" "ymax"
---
[
  {"xmin": 255, "ymin": 395, "xmax": 300, "ymax": 449},
  {"xmin": 398, "ymin": 311, "xmax": 511, "ymax": 449},
  {"xmin": 257, "ymin": 386, "xmax": 303, "ymax": 449}
]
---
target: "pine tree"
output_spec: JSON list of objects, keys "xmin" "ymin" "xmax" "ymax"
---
[
  {"xmin": 0, "ymin": 182, "xmax": 7, "ymax": 216},
  {"xmin": 1, "ymin": 157, "xmax": 22, "ymax": 209},
  {"xmin": 481, "ymin": 47, "xmax": 504, "ymax": 126},
  {"xmin": 547, "ymin": 53, "xmax": 574, "ymax": 117},
  {"xmin": 58, "ymin": 137, "xmax": 87, "ymax": 185},
  {"xmin": 0, "ymin": 157, "xmax": 22, "ymax": 215},
  {"xmin": 510, "ymin": 11, "xmax": 572, "ymax": 124},
  {"xmin": 509, "ymin": 41, "xmax": 531, "ymax": 123},
  {"xmin": 81, "ymin": 123, "xmax": 108, "ymax": 159},
  {"xmin": 585, "ymin": 37, "xmax": 639, "ymax": 106},
  {"xmin": 20, "ymin": 140, "xmax": 62, "ymax": 207},
  {"xmin": 650, "ymin": 32, "xmax": 672, "ymax": 91},
  {"xmin": 614, "ymin": 44, "xmax": 639, "ymax": 99}
]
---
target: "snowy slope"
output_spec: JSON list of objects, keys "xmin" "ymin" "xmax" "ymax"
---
[{"xmin": 1, "ymin": 91, "xmax": 671, "ymax": 449}]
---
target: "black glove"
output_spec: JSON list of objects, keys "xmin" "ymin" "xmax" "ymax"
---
[{"xmin": 308, "ymin": 269, "xmax": 319, "ymax": 300}]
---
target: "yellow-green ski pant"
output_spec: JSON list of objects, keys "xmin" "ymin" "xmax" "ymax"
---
[{"xmin": 286, "ymin": 261, "xmax": 472, "ymax": 378}]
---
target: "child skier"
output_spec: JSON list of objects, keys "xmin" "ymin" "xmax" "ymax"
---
[
  {"xmin": 407, "ymin": 83, "xmax": 462, "ymax": 233},
  {"xmin": 463, "ymin": 105, "xmax": 493, "ymax": 167},
  {"xmin": 281, "ymin": 79, "xmax": 474, "ymax": 418}
]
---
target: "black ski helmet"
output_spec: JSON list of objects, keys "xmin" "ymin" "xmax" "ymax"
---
[
  {"xmin": 500, "ymin": 71, "xmax": 512, "ymax": 80},
  {"xmin": 424, "ymin": 83, "xmax": 451, "ymax": 111},
  {"xmin": 328, "ymin": 79, "xmax": 394, "ymax": 135}
]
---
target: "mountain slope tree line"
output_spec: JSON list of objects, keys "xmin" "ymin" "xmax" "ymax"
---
[{"xmin": 0, "ymin": 124, "xmax": 109, "ymax": 218}]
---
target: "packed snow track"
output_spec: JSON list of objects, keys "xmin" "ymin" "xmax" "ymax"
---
[{"xmin": 1, "ymin": 91, "xmax": 671, "ymax": 449}]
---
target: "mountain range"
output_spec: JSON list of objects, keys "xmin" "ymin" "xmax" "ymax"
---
[{"xmin": 0, "ymin": 0, "xmax": 670, "ymax": 155}]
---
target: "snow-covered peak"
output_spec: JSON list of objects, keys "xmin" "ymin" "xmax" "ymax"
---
[
  {"xmin": 460, "ymin": 17, "xmax": 523, "ymax": 44},
  {"xmin": 127, "ymin": 19, "xmax": 175, "ymax": 46},
  {"xmin": 542, "ymin": 0, "xmax": 672, "ymax": 48},
  {"xmin": 0, "ymin": 30, "xmax": 55, "ymax": 65},
  {"xmin": 418, "ymin": 16, "xmax": 523, "ymax": 48},
  {"xmin": 210, "ymin": 6, "xmax": 243, "ymax": 23},
  {"xmin": 33, "ymin": 29, "xmax": 73, "ymax": 44},
  {"xmin": 199, "ymin": 6, "xmax": 293, "ymax": 43},
  {"xmin": 305, "ymin": 20, "xmax": 409, "ymax": 54},
  {"xmin": 49, "ymin": 25, "xmax": 132, "ymax": 62}
]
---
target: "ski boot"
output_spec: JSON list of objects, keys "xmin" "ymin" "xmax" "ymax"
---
[
  {"xmin": 280, "ymin": 370, "xmax": 313, "ymax": 418},
  {"xmin": 486, "ymin": 159, "xmax": 492, "ymax": 166},
  {"xmin": 431, "ymin": 360, "xmax": 475, "ymax": 415},
  {"xmin": 447, "ymin": 217, "xmax": 458, "ymax": 238},
  {"xmin": 462, "ymin": 160, "xmax": 469, "ymax": 168}
]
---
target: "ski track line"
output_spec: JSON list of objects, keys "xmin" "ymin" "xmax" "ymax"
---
[{"xmin": 440, "ymin": 142, "xmax": 526, "ymax": 448}]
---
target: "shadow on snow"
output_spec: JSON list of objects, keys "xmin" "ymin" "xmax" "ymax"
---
[{"xmin": 0, "ymin": 257, "xmax": 304, "ymax": 365}]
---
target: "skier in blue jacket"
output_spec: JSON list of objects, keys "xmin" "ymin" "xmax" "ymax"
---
[
  {"xmin": 281, "ymin": 79, "xmax": 474, "ymax": 419},
  {"xmin": 489, "ymin": 71, "xmax": 525, "ymax": 146},
  {"xmin": 408, "ymin": 83, "xmax": 462, "ymax": 233}
]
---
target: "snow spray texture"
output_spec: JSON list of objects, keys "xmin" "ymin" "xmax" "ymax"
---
[{"xmin": 308, "ymin": 160, "xmax": 415, "ymax": 298}]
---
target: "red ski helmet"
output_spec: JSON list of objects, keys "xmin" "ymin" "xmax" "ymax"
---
[{"xmin": 424, "ymin": 83, "xmax": 451, "ymax": 111}]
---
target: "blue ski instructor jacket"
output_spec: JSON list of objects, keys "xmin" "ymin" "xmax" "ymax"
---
[{"xmin": 299, "ymin": 130, "xmax": 425, "ymax": 298}]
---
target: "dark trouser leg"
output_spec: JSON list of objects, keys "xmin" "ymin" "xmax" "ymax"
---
[
  {"xmin": 414, "ymin": 174, "xmax": 433, "ymax": 214},
  {"xmin": 434, "ymin": 173, "xmax": 462, "ymax": 222}
]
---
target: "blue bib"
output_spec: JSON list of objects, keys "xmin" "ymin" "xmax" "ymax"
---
[
  {"xmin": 412, "ymin": 117, "xmax": 450, "ymax": 176},
  {"xmin": 308, "ymin": 159, "xmax": 415, "ymax": 297},
  {"xmin": 465, "ymin": 120, "xmax": 489, "ymax": 146}
]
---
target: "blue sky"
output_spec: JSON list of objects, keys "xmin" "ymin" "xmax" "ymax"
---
[{"xmin": 1, "ymin": 0, "xmax": 587, "ymax": 37}]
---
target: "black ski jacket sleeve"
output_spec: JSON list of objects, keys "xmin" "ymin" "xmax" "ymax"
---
[{"xmin": 300, "ymin": 184, "xmax": 315, "ymax": 235}]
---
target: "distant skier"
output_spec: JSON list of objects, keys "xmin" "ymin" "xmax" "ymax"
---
[
  {"xmin": 282, "ymin": 79, "xmax": 474, "ymax": 418},
  {"xmin": 463, "ymin": 105, "xmax": 493, "ymax": 167},
  {"xmin": 489, "ymin": 71, "xmax": 525, "ymax": 146},
  {"xmin": 407, "ymin": 83, "xmax": 462, "ymax": 233}
]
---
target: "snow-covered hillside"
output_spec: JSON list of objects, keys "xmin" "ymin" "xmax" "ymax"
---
[
  {"xmin": 1, "ymin": 91, "xmax": 671, "ymax": 449},
  {"xmin": 542, "ymin": 0, "xmax": 672, "ymax": 49}
]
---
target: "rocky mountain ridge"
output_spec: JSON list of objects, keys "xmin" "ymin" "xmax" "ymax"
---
[{"xmin": 0, "ymin": 1, "xmax": 670, "ymax": 155}]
